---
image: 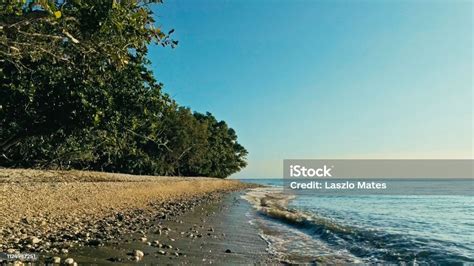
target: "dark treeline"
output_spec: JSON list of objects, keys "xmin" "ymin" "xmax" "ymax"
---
[{"xmin": 0, "ymin": 0, "xmax": 247, "ymax": 178}]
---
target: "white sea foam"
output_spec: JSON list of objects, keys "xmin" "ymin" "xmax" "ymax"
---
[{"xmin": 241, "ymin": 187, "xmax": 360, "ymax": 263}]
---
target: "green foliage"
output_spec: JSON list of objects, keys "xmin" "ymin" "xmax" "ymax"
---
[{"xmin": 0, "ymin": 0, "xmax": 247, "ymax": 178}]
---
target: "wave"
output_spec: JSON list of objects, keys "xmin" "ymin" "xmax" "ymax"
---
[{"xmin": 242, "ymin": 188, "xmax": 474, "ymax": 264}]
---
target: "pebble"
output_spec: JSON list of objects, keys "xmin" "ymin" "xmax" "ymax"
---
[
  {"xmin": 64, "ymin": 258, "xmax": 74, "ymax": 265},
  {"xmin": 6, "ymin": 248, "xmax": 16, "ymax": 254},
  {"xmin": 28, "ymin": 236, "xmax": 41, "ymax": 245},
  {"xmin": 157, "ymin": 250, "xmax": 166, "ymax": 255},
  {"xmin": 0, "ymin": 191, "xmax": 231, "ymax": 263},
  {"xmin": 52, "ymin": 257, "xmax": 61, "ymax": 264},
  {"xmin": 133, "ymin": 249, "xmax": 144, "ymax": 258}
]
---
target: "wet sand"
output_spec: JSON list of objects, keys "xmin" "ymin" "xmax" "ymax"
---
[{"xmin": 71, "ymin": 192, "xmax": 272, "ymax": 264}]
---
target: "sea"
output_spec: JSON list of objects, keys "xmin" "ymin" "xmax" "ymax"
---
[{"xmin": 239, "ymin": 178, "xmax": 474, "ymax": 265}]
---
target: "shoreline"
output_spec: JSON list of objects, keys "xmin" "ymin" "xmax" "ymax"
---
[
  {"xmin": 0, "ymin": 169, "xmax": 266, "ymax": 264},
  {"xmin": 71, "ymin": 191, "xmax": 271, "ymax": 264}
]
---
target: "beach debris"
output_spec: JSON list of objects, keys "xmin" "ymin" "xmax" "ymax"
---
[
  {"xmin": 225, "ymin": 249, "xmax": 232, "ymax": 253},
  {"xmin": 6, "ymin": 248, "xmax": 16, "ymax": 254},
  {"xmin": 64, "ymin": 258, "xmax": 74, "ymax": 265},
  {"xmin": 28, "ymin": 236, "xmax": 41, "ymax": 245},
  {"xmin": 157, "ymin": 250, "xmax": 166, "ymax": 255},
  {"xmin": 46, "ymin": 256, "xmax": 61, "ymax": 264},
  {"xmin": 0, "ymin": 179, "xmax": 239, "ymax": 261},
  {"xmin": 133, "ymin": 249, "xmax": 144, "ymax": 261},
  {"xmin": 162, "ymin": 244, "xmax": 173, "ymax": 249},
  {"xmin": 134, "ymin": 249, "xmax": 144, "ymax": 256},
  {"xmin": 52, "ymin": 257, "xmax": 61, "ymax": 264}
]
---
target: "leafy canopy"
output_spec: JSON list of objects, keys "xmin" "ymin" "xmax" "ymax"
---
[{"xmin": 0, "ymin": 0, "xmax": 247, "ymax": 178}]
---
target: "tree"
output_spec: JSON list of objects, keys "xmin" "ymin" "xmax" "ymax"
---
[
  {"xmin": 1, "ymin": 0, "xmax": 248, "ymax": 178},
  {"xmin": 0, "ymin": 0, "xmax": 176, "ymax": 155},
  {"xmin": 192, "ymin": 112, "xmax": 248, "ymax": 178}
]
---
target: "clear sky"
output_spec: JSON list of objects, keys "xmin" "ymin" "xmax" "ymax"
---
[{"xmin": 149, "ymin": 0, "xmax": 473, "ymax": 178}]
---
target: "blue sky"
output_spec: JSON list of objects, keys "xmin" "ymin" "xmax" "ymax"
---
[{"xmin": 149, "ymin": 0, "xmax": 473, "ymax": 178}]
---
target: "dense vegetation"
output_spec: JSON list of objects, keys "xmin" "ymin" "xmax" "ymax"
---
[{"xmin": 0, "ymin": 0, "xmax": 247, "ymax": 178}]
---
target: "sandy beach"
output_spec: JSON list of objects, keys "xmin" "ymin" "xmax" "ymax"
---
[{"xmin": 0, "ymin": 169, "xmax": 270, "ymax": 264}]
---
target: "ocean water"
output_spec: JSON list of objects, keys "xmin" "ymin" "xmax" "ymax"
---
[{"xmin": 240, "ymin": 179, "xmax": 474, "ymax": 264}]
